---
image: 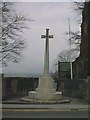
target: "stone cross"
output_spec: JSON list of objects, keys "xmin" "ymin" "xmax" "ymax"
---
[{"xmin": 41, "ymin": 29, "xmax": 53, "ymax": 76}]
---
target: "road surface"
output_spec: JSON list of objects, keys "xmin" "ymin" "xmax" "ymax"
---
[{"xmin": 2, "ymin": 108, "xmax": 88, "ymax": 118}]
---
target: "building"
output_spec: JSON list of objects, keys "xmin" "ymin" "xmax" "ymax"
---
[
  {"xmin": 73, "ymin": 1, "xmax": 90, "ymax": 79},
  {"xmin": 57, "ymin": 2, "xmax": 90, "ymax": 101}
]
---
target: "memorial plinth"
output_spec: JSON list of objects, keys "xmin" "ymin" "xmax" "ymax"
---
[{"xmin": 29, "ymin": 75, "xmax": 58, "ymax": 101}]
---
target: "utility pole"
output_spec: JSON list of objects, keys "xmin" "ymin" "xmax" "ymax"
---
[{"xmin": 68, "ymin": 18, "xmax": 73, "ymax": 79}]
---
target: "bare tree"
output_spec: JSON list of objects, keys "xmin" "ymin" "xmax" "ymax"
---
[
  {"xmin": 66, "ymin": 30, "xmax": 81, "ymax": 48},
  {"xmin": 54, "ymin": 49, "xmax": 80, "ymax": 66},
  {"xmin": 69, "ymin": 1, "xmax": 84, "ymax": 45},
  {"xmin": 73, "ymin": 2, "xmax": 85, "ymax": 15},
  {"xmin": 65, "ymin": 2, "xmax": 85, "ymax": 57},
  {"xmin": 52, "ymin": 49, "xmax": 79, "ymax": 81},
  {"xmin": 0, "ymin": 2, "xmax": 31, "ymax": 66}
]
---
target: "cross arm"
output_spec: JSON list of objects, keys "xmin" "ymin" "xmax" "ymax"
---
[{"xmin": 41, "ymin": 35, "xmax": 53, "ymax": 38}]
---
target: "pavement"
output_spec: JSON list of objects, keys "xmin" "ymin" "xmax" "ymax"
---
[
  {"xmin": 2, "ymin": 108, "xmax": 88, "ymax": 119},
  {"xmin": 2, "ymin": 104, "xmax": 88, "ymax": 111},
  {"xmin": 1, "ymin": 95, "xmax": 89, "ymax": 111}
]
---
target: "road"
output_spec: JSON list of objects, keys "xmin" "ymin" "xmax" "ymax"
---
[
  {"xmin": 1, "ymin": 104, "xmax": 88, "ymax": 118},
  {"xmin": 2, "ymin": 108, "xmax": 88, "ymax": 118},
  {"xmin": 2, "ymin": 104, "xmax": 88, "ymax": 109}
]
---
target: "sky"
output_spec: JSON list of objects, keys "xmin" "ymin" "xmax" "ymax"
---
[{"xmin": 2, "ymin": 1, "xmax": 81, "ymax": 75}]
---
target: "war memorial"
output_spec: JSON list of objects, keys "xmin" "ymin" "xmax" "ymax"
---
[{"xmin": 21, "ymin": 29, "xmax": 67, "ymax": 103}]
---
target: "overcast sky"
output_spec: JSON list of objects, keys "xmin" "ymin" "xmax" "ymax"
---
[{"xmin": 2, "ymin": 1, "xmax": 81, "ymax": 75}]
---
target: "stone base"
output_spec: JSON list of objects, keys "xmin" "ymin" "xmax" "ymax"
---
[
  {"xmin": 20, "ymin": 91, "xmax": 64, "ymax": 104},
  {"xmin": 20, "ymin": 92, "xmax": 70, "ymax": 104},
  {"xmin": 29, "ymin": 75, "xmax": 57, "ymax": 101},
  {"xmin": 21, "ymin": 75, "xmax": 63, "ymax": 103},
  {"xmin": 28, "ymin": 76, "xmax": 61, "ymax": 101},
  {"xmin": 28, "ymin": 91, "xmax": 62, "ymax": 101}
]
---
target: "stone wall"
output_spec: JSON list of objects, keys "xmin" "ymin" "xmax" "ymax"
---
[
  {"xmin": 2, "ymin": 76, "xmax": 39, "ymax": 99},
  {"xmin": 2, "ymin": 75, "xmax": 88, "ymax": 101},
  {"xmin": 58, "ymin": 78, "xmax": 87, "ymax": 100}
]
